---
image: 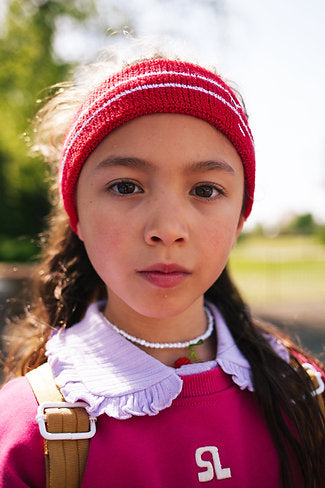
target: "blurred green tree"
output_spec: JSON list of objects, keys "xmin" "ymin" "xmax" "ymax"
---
[
  {"xmin": 280, "ymin": 213, "xmax": 317, "ymax": 236},
  {"xmin": 290, "ymin": 213, "xmax": 317, "ymax": 235},
  {"xmin": 0, "ymin": 0, "xmax": 95, "ymax": 260}
]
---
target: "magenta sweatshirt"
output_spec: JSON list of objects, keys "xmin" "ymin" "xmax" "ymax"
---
[
  {"xmin": 0, "ymin": 302, "xmax": 323, "ymax": 487},
  {"xmin": 0, "ymin": 366, "xmax": 305, "ymax": 487}
]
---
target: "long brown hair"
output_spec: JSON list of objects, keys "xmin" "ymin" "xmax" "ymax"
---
[
  {"xmin": 3, "ymin": 205, "xmax": 324, "ymax": 487},
  {"xmin": 3, "ymin": 48, "xmax": 325, "ymax": 487}
]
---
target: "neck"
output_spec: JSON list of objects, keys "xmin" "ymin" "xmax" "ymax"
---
[
  {"xmin": 103, "ymin": 296, "xmax": 217, "ymax": 367},
  {"xmin": 139, "ymin": 331, "xmax": 217, "ymax": 367}
]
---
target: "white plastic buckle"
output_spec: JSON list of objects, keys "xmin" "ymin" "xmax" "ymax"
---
[
  {"xmin": 36, "ymin": 401, "xmax": 97, "ymax": 440},
  {"xmin": 302, "ymin": 363, "xmax": 325, "ymax": 396}
]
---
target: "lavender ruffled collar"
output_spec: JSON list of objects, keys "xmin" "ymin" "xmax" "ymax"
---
[{"xmin": 46, "ymin": 301, "xmax": 289, "ymax": 420}]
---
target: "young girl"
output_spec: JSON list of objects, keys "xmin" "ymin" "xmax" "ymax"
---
[{"xmin": 0, "ymin": 48, "xmax": 324, "ymax": 488}]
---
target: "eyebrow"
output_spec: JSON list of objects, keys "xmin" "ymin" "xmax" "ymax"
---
[
  {"xmin": 95, "ymin": 156, "xmax": 151, "ymax": 171},
  {"xmin": 188, "ymin": 160, "xmax": 235, "ymax": 174},
  {"xmin": 95, "ymin": 156, "xmax": 235, "ymax": 174}
]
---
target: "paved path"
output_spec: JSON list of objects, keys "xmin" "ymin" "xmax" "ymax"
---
[{"xmin": 253, "ymin": 304, "xmax": 325, "ymax": 361}]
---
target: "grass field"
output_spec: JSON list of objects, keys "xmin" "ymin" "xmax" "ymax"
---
[{"xmin": 229, "ymin": 235, "xmax": 325, "ymax": 307}]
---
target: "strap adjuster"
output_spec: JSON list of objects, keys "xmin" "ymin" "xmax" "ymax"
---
[
  {"xmin": 36, "ymin": 401, "xmax": 97, "ymax": 440},
  {"xmin": 302, "ymin": 363, "xmax": 325, "ymax": 396}
]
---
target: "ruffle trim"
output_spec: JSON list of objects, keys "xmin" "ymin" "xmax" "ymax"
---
[
  {"xmin": 216, "ymin": 334, "xmax": 290, "ymax": 392},
  {"xmin": 218, "ymin": 334, "xmax": 290, "ymax": 391},
  {"xmin": 217, "ymin": 358, "xmax": 253, "ymax": 392},
  {"xmin": 46, "ymin": 301, "xmax": 184, "ymax": 419},
  {"xmin": 55, "ymin": 371, "xmax": 182, "ymax": 420},
  {"xmin": 46, "ymin": 302, "xmax": 289, "ymax": 420},
  {"xmin": 216, "ymin": 334, "xmax": 289, "ymax": 393}
]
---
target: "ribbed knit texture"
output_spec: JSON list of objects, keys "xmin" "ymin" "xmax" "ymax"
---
[
  {"xmin": 60, "ymin": 59, "xmax": 256, "ymax": 232},
  {"xmin": 179, "ymin": 367, "xmax": 233, "ymax": 398}
]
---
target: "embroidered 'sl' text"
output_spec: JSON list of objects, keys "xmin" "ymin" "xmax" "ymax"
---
[{"xmin": 195, "ymin": 446, "xmax": 232, "ymax": 482}]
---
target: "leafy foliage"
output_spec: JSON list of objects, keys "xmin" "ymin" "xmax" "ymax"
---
[{"xmin": 0, "ymin": 0, "xmax": 95, "ymax": 260}]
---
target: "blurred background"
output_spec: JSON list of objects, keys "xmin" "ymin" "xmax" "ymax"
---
[{"xmin": 0, "ymin": 0, "xmax": 324, "ymax": 363}]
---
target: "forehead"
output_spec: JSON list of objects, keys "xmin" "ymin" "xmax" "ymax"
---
[{"xmin": 81, "ymin": 113, "xmax": 244, "ymax": 176}]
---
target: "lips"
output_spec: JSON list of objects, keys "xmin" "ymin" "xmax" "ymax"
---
[{"xmin": 137, "ymin": 263, "xmax": 191, "ymax": 288}]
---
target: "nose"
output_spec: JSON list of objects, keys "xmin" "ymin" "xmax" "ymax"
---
[{"xmin": 144, "ymin": 198, "xmax": 189, "ymax": 246}]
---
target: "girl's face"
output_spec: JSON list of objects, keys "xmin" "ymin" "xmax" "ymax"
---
[{"xmin": 76, "ymin": 114, "xmax": 244, "ymax": 320}]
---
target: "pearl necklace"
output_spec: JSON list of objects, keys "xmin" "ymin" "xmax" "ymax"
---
[{"xmin": 105, "ymin": 305, "xmax": 215, "ymax": 349}]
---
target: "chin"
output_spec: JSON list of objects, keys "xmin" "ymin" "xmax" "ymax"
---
[{"xmin": 132, "ymin": 295, "xmax": 201, "ymax": 320}]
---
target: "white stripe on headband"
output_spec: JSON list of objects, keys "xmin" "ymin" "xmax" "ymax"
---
[
  {"xmin": 60, "ymin": 82, "xmax": 253, "ymax": 182},
  {"xmin": 63, "ymin": 69, "xmax": 245, "ymax": 148}
]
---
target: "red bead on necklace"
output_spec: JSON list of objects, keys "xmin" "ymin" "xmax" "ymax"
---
[{"xmin": 174, "ymin": 340, "xmax": 204, "ymax": 369}]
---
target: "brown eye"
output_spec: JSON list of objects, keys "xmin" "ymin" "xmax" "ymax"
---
[
  {"xmin": 116, "ymin": 182, "xmax": 136, "ymax": 194},
  {"xmin": 195, "ymin": 185, "xmax": 214, "ymax": 198},
  {"xmin": 108, "ymin": 180, "xmax": 142, "ymax": 195},
  {"xmin": 192, "ymin": 184, "xmax": 222, "ymax": 199}
]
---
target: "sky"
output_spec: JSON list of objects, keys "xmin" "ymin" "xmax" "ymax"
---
[{"xmin": 54, "ymin": 0, "xmax": 325, "ymax": 230}]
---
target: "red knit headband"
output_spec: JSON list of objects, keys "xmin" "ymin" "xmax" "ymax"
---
[{"xmin": 60, "ymin": 58, "xmax": 255, "ymax": 232}]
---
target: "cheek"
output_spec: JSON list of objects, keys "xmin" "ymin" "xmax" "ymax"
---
[
  {"xmin": 79, "ymin": 198, "xmax": 130, "ymax": 243},
  {"xmin": 78, "ymin": 210, "xmax": 124, "ymax": 262},
  {"xmin": 200, "ymin": 217, "xmax": 241, "ymax": 271},
  {"xmin": 87, "ymin": 223, "xmax": 129, "ymax": 257},
  {"xmin": 208, "ymin": 215, "xmax": 240, "ymax": 245}
]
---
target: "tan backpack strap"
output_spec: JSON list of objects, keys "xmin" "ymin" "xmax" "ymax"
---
[
  {"xmin": 26, "ymin": 362, "xmax": 93, "ymax": 488},
  {"xmin": 26, "ymin": 362, "xmax": 62, "ymax": 403}
]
